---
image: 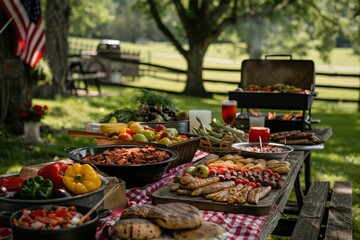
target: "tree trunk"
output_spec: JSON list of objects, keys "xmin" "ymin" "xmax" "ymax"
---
[
  {"xmin": 0, "ymin": 9, "xmax": 28, "ymax": 133},
  {"xmin": 183, "ymin": 44, "xmax": 211, "ymax": 97},
  {"xmin": 45, "ymin": 0, "xmax": 70, "ymax": 96}
]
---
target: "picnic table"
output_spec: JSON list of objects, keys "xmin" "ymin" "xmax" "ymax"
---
[
  {"xmin": 66, "ymin": 61, "xmax": 107, "ymax": 95},
  {"xmin": 93, "ymin": 150, "xmax": 310, "ymax": 240},
  {"xmin": 0, "ymin": 128, "xmax": 351, "ymax": 239}
]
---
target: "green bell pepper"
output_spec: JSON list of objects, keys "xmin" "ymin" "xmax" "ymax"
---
[{"xmin": 20, "ymin": 176, "xmax": 53, "ymax": 200}]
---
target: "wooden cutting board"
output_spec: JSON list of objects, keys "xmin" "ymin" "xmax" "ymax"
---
[
  {"xmin": 152, "ymin": 151, "xmax": 302, "ymax": 216},
  {"xmin": 152, "ymin": 183, "xmax": 286, "ymax": 216}
]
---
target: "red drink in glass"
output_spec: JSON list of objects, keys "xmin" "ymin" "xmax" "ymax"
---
[
  {"xmin": 222, "ymin": 100, "xmax": 237, "ymax": 126},
  {"xmin": 248, "ymin": 127, "xmax": 271, "ymax": 143}
]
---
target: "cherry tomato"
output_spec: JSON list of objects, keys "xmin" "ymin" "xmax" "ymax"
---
[
  {"xmin": 240, "ymin": 169, "xmax": 249, "ymax": 175},
  {"xmin": 125, "ymin": 128, "xmax": 132, "ymax": 135},
  {"xmin": 242, "ymin": 179, "xmax": 250, "ymax": 185},
  {"xmin": 217, "ymin": 168, "xmax": 226, "ymax": 175},
  {"xmin": 249, "ymin": 182, "xmax": 256, "ymax": 188},
  {"xmin": 208, "ymin": 167, "xmax": 216, "ymax": 176},
  {"xmin": 235, "ymin": 179, "xmax": 243, "ymax": 185}
]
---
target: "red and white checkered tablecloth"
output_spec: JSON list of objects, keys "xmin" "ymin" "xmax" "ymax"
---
[
  {"xmin": 0, "ymin": 150, "xmax": 270, "ymax": 240},
  {"xmin": 95, "ymin": 150, "xmax": 270, "ymax": 240}
]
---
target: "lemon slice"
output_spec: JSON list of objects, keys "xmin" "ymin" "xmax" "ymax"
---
[{"xmin": 99, "ymin": 123, "xmax": 128, "ymax": 134}]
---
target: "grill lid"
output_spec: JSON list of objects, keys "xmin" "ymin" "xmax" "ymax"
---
[{"xmin": 240, "ymin": 54, "xmax": 315, "ymax": 91}]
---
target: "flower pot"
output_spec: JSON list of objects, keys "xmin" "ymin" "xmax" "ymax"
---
[{"xmin": 24, "ymin": 121, "xmax": 41, "ymax": 143}]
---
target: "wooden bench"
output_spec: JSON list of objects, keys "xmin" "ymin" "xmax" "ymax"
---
[{"xmin": 273, "ymin": 181, "xmax": 352, "ymax": 239}]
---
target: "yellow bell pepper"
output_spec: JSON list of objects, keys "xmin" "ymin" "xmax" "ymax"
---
[{"xmin": 62, "ymin": 163, "xmax": 101, "ymax": 195}]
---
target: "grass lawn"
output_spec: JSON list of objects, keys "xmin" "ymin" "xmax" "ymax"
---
[{"xmin": 0, "ymin": 85, "xmax": 359, "ymax": 238}]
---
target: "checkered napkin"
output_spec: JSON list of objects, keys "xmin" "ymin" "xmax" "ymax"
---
[{"xmin": 96, "ymin": 150, "xmax": 269, "ymax": 240}]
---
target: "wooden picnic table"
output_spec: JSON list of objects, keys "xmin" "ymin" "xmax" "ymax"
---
[
  {"xmin": 0, "ymin": 128, "xmax": 351, "ymax": 239},
  {"xmin": 92, "ymin": 150, "xmax": 316, "ymax": 240}
]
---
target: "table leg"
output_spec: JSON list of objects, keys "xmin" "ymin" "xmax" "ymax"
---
[
  {"xmin": 95, "ymin": 79, "xmax": 101, "ymax": 95},
  {"xmin": 304, "ymin": 151, "xmax": 311, "ymax": 194},
  {"xmin": 294, "ymin": 173, "xmax": 304, "ymax": 209}
]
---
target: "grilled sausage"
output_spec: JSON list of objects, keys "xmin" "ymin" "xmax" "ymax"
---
[
  {"xmin": 179, "ymin": 175, "xmax": 197, "ymax": 185},
  {"xmin": 259, "ymin": 186, "xmax": 272, "ymax": 199},
  {"xmin": 201, "ymin": 181, "xmax": 236, "ymax": 195},
  {"xmin": 247, "ymin": 188, "xmax": 261, "ymax": 204},
  {"xmin": 186, "ymin": 177, "xmax": 220, "ymax": 190}
]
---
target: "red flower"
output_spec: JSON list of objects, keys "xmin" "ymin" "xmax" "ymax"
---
[
  {"xmin": 34, "ymin": 105, "xmax": 42, "ymax": 111},
  {"xmin": 19, "ymin": 102, "xmax": 48, "ymax": 122}
]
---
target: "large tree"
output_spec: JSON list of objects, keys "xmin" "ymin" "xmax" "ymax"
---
[
  {"xmin": 232, "ymin": 0, "xmax": 360, "ymax": 61},
  {"xmin": 45, "ymin": 0, "xmax": 70, "ymax": 96},
  {"xmin": 144, "ymin": 0, "xmax": 239, "ymax": 96}
]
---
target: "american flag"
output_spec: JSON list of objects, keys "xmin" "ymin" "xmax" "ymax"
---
[{"xmin": 0, "ymin": 0, "xmax": 45, "ymax": 67}]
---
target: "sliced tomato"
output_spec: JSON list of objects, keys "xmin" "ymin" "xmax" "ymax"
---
[
  {"xmin": 32, "ymin": 209, "xmax": 46, "ymax": 218},
  {"xmin": 55, "ymin": 208, "xmax": 68, "ymax": 218}
]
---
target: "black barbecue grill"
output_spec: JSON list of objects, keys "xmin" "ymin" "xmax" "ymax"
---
[{"xmin": 229, "ymin": 54, "xmax": 319, "ymax": 133}]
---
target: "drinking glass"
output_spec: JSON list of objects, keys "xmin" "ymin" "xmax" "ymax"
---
[{"xmin": 221, "ymin": 100, "xmax": 237, "ymax": 126}]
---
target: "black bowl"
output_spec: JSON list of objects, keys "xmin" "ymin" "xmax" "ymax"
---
[
  {"xmin": 10, "ymin": 205, "xmax": 110, "ymax": 240},
  {"xmin": 68, "ymin": 144, "xmax": 179, "ymax": 188}
]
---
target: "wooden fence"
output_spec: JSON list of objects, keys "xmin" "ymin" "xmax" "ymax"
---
[
  {"xmin": 116, "ymin": 59, "xmax": 360, "ymax": 110},
  {"xmin": 67, "ymin": 37, "xmax": 360, "ymax": 110}
]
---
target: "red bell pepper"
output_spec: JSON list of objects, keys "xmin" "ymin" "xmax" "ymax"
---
[
  {"xmin": 0, "ymin": 176, "xmax": 28, "ymax": 191},
  {"xmin": 37, "ymin": 162, "xmax": 69, "ymax": 189}
]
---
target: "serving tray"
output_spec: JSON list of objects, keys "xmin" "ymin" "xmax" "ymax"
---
[
  {"xmin": 152, "ymin": 152, "xmax": 301, "ymax": 216},
  {"xmin": 152, "ymin": 182, "xmax": 286, "ymax": 216}
]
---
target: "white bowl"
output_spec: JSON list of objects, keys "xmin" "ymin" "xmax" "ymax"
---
[{"xmin": 231, "ymin": 142, "xmax": 294, "ymax": 160}]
